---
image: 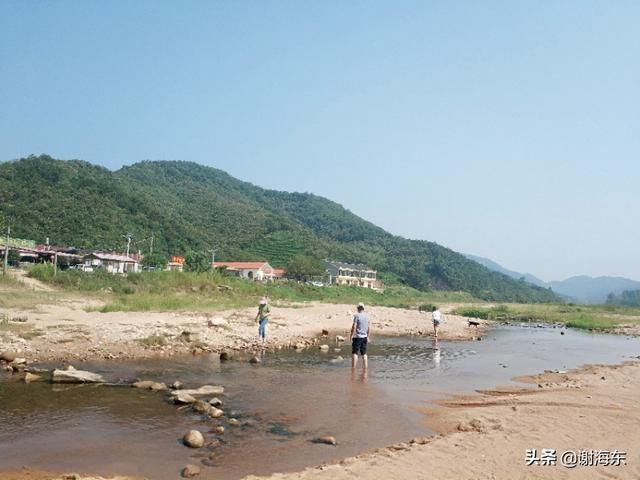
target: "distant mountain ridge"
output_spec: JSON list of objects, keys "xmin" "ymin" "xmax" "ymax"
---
[
  {"xmin": 465, "ymin": 254, "xmax": 640, "ymax": 304},
  {"xmin": 0, "ymin": 155, "xmax": 561, "ymax": 303}
]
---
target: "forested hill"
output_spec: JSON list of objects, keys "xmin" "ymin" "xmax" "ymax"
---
[{"xmin": 0, "ymin": 155, "xmax": 560, "ymax": 302}]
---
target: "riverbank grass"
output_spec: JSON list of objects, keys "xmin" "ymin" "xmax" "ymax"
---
[
  {"xmin": 26, "ymin": 265, "xmax": 474, "ymax": 313},
  {"xmin": 454, "ymin": 303, "xmax": 640, "ymax": 331}
]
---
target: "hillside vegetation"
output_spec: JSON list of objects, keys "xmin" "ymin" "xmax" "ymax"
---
[{"xmin": 0, "ymin": 155, "xmax": 560, "ymax": 302}]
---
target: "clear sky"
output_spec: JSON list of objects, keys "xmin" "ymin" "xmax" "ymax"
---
[{"xmin": 1, "ymin": 1, "xmax": 638, "ymax": 282}]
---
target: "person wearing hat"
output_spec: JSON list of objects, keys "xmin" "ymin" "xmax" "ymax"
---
[
  {"xmin": 255, "ymin": 296, "xmax": 270, "ymax": 342},
  {"xmin": 350, "ymin": 302, "xmax": 370, "ymax": 369}
]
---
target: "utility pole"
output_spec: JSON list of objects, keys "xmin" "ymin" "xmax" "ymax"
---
[
  {"xmin": 149, "ymin": 234, "xmax": 154, "ymax": 256},
  {"xmin": 208, "ymin": 248, "xmax": 217, "ymax": 268},
  {"xmin": 122, "ymin": 233, "xmax": 133, "ymax": 258},
  {"xmin": 3, "ymin": 224, "xmax": 9, "ymax": 277}
]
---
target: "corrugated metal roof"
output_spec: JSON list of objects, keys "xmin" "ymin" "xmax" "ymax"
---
[
  {"xmin": 213, "ymin": 261, "xmax": 272, "ymax": 270},
  {"xmin": 88, "ymin": 252, "xmax": 137, "ymax": 262}
]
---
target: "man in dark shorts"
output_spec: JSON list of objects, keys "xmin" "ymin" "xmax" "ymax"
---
[{"xmin": 350, "ymin": 302, "xmax": 370, "ymax": 370}]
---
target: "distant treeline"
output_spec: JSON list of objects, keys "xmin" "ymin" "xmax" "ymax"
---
[{"xmin": 606, "ymin": 289, "xmax": 640, "ymax": 306}]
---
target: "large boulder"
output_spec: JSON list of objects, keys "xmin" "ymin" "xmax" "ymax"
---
[
  {"xmin": 183, "ymin": 430, "xmax": 205, "ymax": 448},
  {"xmin": 170, "ymin": 385, "xmax": 224, "ymax": 397},
  {"xmin": 0, "ymin": 352, "xmax": 17, "ymax": 362},
  {"xmin": 52, "ymin": 366, "xmax": 105, "ymax": 384},
  {"xmin": 133, "ymin": 380, "xmax": 167, "ymax": 391},
  {"xmin": 192, "ymin": 400, "xmax": 211, "ymax": 414},
  {"xmin": 173, "ymin": 392, "xmax": 197, "ymax": 404},
  {"xmin": 24, "ymin": 372, "xmax": 43, "ymax": 383}
]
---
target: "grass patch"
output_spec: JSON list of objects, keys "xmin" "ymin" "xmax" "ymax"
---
[
  {"xmin": 454, "ymin": 303, "xmax": 640, "ymax": 331},
  {"xmin": 28, "ymin": 268, "xmax": 476, "ymax": 313},
  {"xmin": 138, "ymin": 334, "xmax": 169, "ymax": 347}
]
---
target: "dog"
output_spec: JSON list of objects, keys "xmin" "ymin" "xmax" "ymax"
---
[{"xmin": 468, "ymin": 320, "xmax": 480, "ymax": 327}]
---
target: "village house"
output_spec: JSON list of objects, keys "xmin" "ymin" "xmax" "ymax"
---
[
  {"xmin": 84, "ymin": 252, "xmax": 140, "ymax": 274},
  {"xmin": 213, "ymin": 261, "xmax": 276, "ymax": 281},
  {"xmin": 166, "ymin": 255, "xmax": 185, "ymax": 272},
  {"xmin": 324, "ymin": 260, "xmax": 378, "ymax": 289}
]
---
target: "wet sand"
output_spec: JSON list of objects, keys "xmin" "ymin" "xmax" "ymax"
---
[{"xmin": 242, "ymin": 361, "xmax": 640, "ymax": 480}]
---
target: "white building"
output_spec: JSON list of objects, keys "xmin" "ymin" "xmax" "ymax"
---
[
  {"xmin": 84, "ymin": 253, "xmax": 140, "ymax": 274},
  {"xmin": 213, "ymin": 261, "xmax": 275, "ymax": 281}
]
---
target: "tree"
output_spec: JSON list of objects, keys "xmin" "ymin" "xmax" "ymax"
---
[
  {"xmin": 285, "ymin": 255, "xmax": 324, "ymax": 282},
  {"xmin": 184, "ymin": 251, "xmax": 211, "ymax": 273},
  {"xmin": 141, "ymin": 252, "xmax": 168, "ymax": 270},
  {"xmin": 7, "ymin": 249, "xmax": 20, "ymax": 267}
]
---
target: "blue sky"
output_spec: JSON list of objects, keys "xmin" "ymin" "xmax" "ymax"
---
[{"xmin": 1, "ymin": 1, "xmax": 638, "ymax": 281}]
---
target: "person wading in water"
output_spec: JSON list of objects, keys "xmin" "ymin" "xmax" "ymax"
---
[{"xmin": 350, "ymin": 302, "xmax": 370, "ymax": 370}]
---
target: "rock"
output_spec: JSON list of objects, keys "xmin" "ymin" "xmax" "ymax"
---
[
  {"xmin": 24, "ymin": 372, "xmax": 42, "ymax": 383},
  {"xmin": 52, "ymin": 368, "xmax": 105, "ymax": 384},
  {"xmin": 319, "ymin": 344, "xmax": 330, "ymax": 352},
  {"xmin": 410, "ymin": 437, "xmax": 431, "ymax": 445},
  {"xmin": 214, "ymin": 425, "xmax": 225, "ymax": 435},
  {"xmin": 192, "ymin": 400, "xmax": 211, "ymax": 414},
  {"xmin": 294, "ymin": 343, "xmax": 306, "ymax": 351},
  {"xmin": 329, "ymin": 356, "xmax": 344, "ymax": 363},
  {"xmin": 208, "ymin": 318, "xmax": 228, "ymax": 328},
  {"xmin": 182, "ymin": 464, "xmax": 201, "ymax": 478},
  {"xmin": 560, "ymin": 331, "xmax": 565, "ymax": 335},
  {"xmin": 249, "ymin": 356, "xmax": 260, "ymax": 364},
  {"xmin": 0, "ymin": 352, "xmax": 17, "ymax": 362},
  {"xmin": 12, "ymin": 358, "xmax": 27, "ymax": 365},
  {"xmin": 219, "ymin": 352, "xmax": 229, "ymax": 362},
  {"xmin": 335, "ymin": 335, "xmax": 346, "ymax": 343},
  {"xmin": 228, "ymin": 418, "xmax": 240, "ymax": 426},
  {"xmin": 171, "ymin": 385, "xmax": 224, "ymax": 397},
  {"xmin": 315, "ymin": 436, "xmax": 337, "ymax": 446},
  {"xmin": 208, "ymin": 407, "xmax": 224, "ymax": 418},
  {"xmin": 321, "ymin": 329, "xmax": 329, "ymax": 336},
  {"xmin": 171, "ymin": 381, "xmax": 183, "ymax": 390},
  {"xmin": 133, "ymin": 380, "xmax": 167, "ymax": 391},
  {"xmin": 208, "ymin": 397, "xmax": 223, "ymax": 407},
  {"xmin": 183, "ymin": 430, "xmax": 205, "ymax": 448},
  {"xmin": 173, "ymin": 392, "xmax": 197, "ymax": 404}
]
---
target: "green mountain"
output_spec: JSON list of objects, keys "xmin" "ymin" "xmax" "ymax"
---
[{"xmin": 0, "ymin": 155, "xmax": 560, "ymax": 302}]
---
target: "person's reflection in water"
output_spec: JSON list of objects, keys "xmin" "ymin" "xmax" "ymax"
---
[
  {"xmin": 432, "ymin": 338, "xmax": 441, "ymax": 368},
  {"xmin": 351, "ymin": 368, "xmax": 368, "ymax": 383}
]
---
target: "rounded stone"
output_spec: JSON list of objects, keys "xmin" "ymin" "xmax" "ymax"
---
[
  {"xmin": 0, "ymin": 352, "xmax": 16, "ymax": 363},
  {"xmin": 183, "ymin": 430, "xmax": 205, "ymax": 448},
  {"xmin": 181, "ymin": 464, "xmax": 201, "ymax": 478}
]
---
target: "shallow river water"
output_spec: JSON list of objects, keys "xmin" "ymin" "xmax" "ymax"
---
[{"xmin": 0, "ymin": 325, "xmax": 638, "ymax": 479}]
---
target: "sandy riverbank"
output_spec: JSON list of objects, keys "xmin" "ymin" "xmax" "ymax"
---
[{"xmin": 1, "ymin": 288, "xmax": 483, "ymax": 362}]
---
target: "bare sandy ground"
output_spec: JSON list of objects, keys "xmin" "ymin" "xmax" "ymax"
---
[{"xmin": 1, "ymin": 292, "xmax": 484, "ymax": 362}]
